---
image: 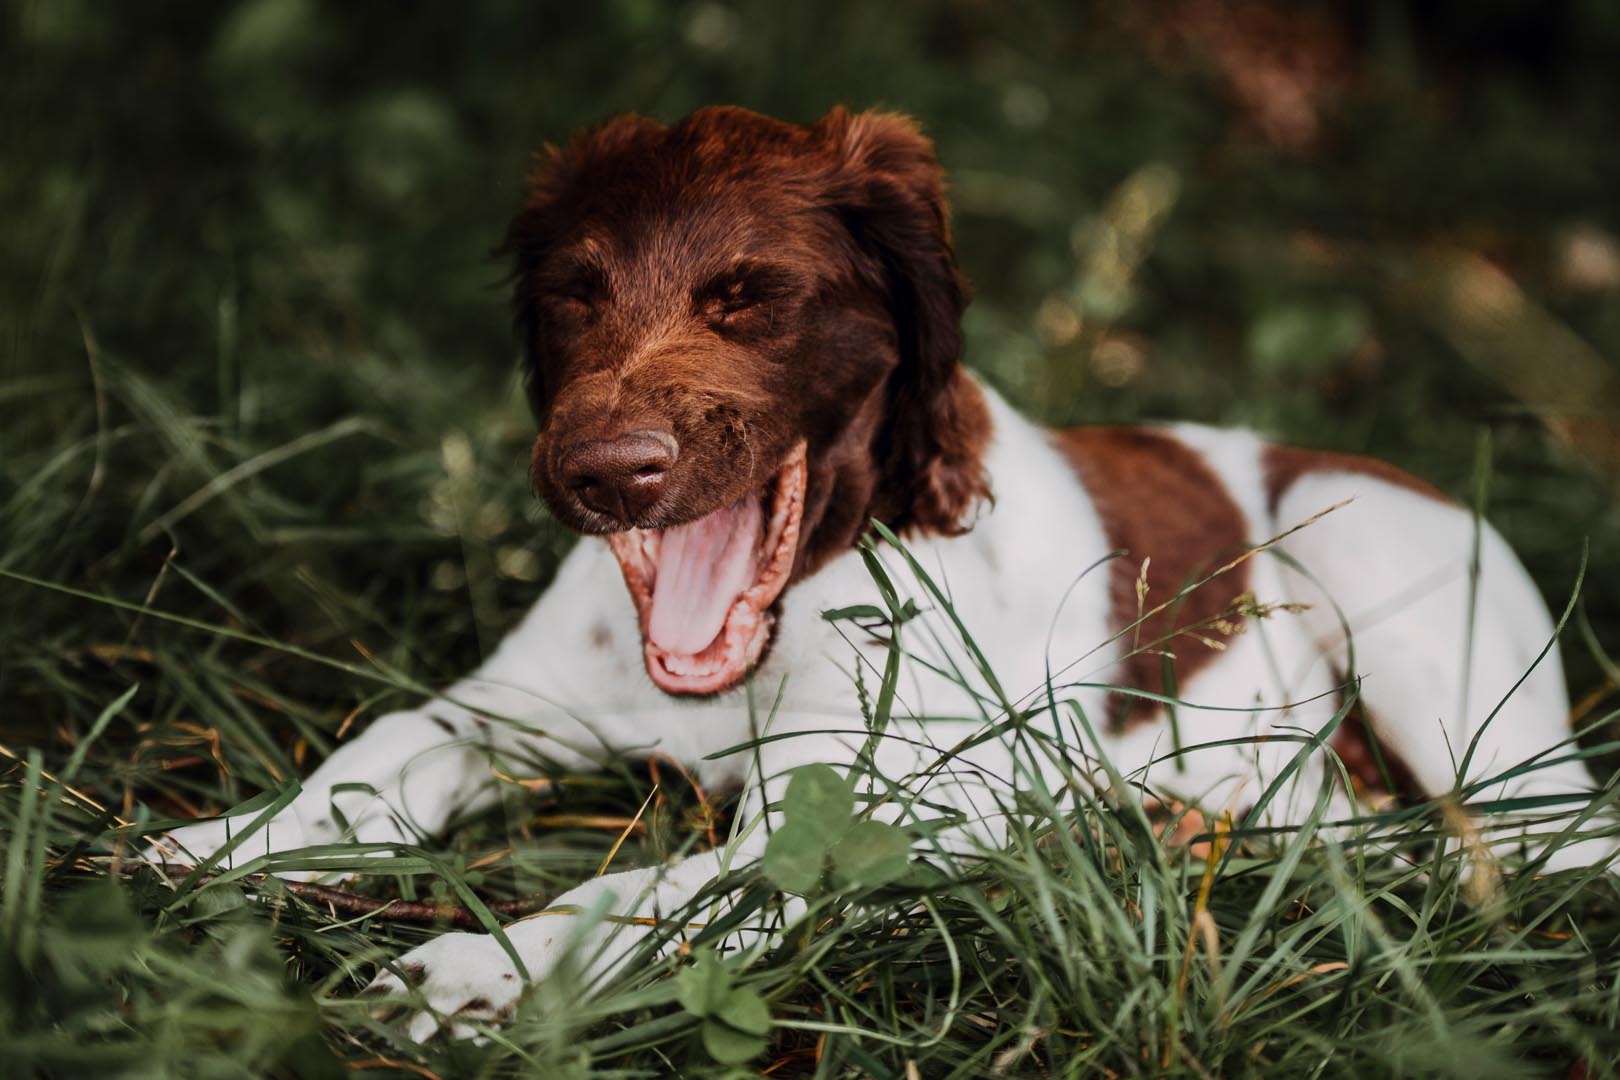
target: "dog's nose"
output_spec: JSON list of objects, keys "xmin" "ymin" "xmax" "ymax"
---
[{"xmin": 559, "ymin": 430, "xmax": 677, "ymax": 524}]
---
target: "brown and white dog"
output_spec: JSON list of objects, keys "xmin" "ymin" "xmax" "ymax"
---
[{"xmin": 149, "ymin": 107, "xmax": 1610, "ymax": 1039}]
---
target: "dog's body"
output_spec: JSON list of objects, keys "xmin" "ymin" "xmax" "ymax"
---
[{"xmin": 151, "ymin": 107, "xmax": 1606, "ymax": 1038}]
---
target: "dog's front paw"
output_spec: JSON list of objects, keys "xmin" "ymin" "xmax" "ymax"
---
[
  {"xmin": 144, "ymin": 801, "xmax": 419, "ymax": 881},
  {"xmin": 365, "ymin": 933, "xmax": 525, "ymax": 1043},
  {"xmin": 143, "ymin": 812, "xmax": 311, "ymax": 874}
]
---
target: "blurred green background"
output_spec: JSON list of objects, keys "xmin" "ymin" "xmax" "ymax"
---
[{"xmin": 4, "ymin": 0, "xmax": 1620, "ymax": 766}]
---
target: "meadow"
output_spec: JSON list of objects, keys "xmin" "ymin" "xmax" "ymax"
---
[{"xmin": 4, "ymin": 4, "xmax": 1620, "ymax": 1076}]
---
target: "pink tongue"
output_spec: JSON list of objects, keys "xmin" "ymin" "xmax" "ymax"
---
[{"xmin": 647, "ymin": 498, "xmax": 763, "ymax": 655}]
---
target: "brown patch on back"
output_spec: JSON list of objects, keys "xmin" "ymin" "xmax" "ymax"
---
[
  {"xmin": 1329, "ymin": 693, "xmax": 1421, "ymax": 803},
  {"xmin": 1262, "ymin": 444, "xmax": 1446, "ymax": 518},
  {"xmin": 1263, "ymin": 445, "xmax": 1436, "ymax": 799},
  {"xmin": 1054, "ymin": 427, "xmax": 1253, "ymax": 729}
]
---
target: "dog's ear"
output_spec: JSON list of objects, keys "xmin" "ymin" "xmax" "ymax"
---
[
  {"xmin": 816, "ymin": 108, "xmax": 990, "ymax": 535},
  {"xmin": 505, "ymin": 115, "xmax": 663, "ymax": 421}
]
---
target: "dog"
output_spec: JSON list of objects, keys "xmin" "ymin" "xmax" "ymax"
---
[{"xmin": 147, "ymin": 106, "xmax": 1610, "ymax": 1040}]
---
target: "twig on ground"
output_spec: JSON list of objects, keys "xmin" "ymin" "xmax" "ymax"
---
[
  {"xmin": 271, "ymin": 878, "xmax": 550, "ymax": 929},
  {"xmin": 116, "ymin": 859, "xmax": 553, "ymax": 930}
]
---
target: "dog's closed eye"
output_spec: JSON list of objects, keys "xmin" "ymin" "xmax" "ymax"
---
[
  {"xmin": 536, "ymin": 259, "xmax": 610, "ymax": 319},
  {"xmin": 694, "ymin": 262, "xmax": 797, "ymax": 329},
  {"xmin": 544, "ymin": 294, "xmax": 596, "ymax": 323}
]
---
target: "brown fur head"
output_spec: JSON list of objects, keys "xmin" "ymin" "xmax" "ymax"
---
[{"xmin": 506, "ymin": 105, "xmax": 991, "ymax": 577}]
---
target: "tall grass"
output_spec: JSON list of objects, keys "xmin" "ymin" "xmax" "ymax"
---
[{"xmin": 3, "ymin": 476, "xmax": 1620, "ymax": 1076}]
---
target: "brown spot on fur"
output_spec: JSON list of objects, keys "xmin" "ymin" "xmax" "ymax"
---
[
  {"xmin": 1330, "ymin": 692, "xmax": 1420, "ymax": 802},
  {"xmin": 1054, "ymin": 427, "xmax": 1252, "ymax": 729},
  {"xmin": 590, "ymin": 622, "xmax": 612, "ymax": 650},
  {"xmin": 1262, "ymin": 444, "xmax": 1446, "ymax": 518}
]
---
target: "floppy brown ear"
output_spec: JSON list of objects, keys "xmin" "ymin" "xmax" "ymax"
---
[
  {"xmin": 504, "ymin": 115, "xmax": 663, "ymax": 421},
  {"xmin": 817, "ymin": 108, "xmax": 991, "ymax": 535}
]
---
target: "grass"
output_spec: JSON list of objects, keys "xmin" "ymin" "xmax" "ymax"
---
[
  {"xmin": 3, "ymin": 529, "xmax": 1620, "ymax": 1078},
  {"xmin": 4, "ymin": 3, "xmax": 1620, "ymax": 1077}
]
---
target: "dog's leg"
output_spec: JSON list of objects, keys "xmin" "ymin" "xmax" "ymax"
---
[
  {"xmin": 362, "ymin": 835, "xmax": 764, "ymax": 1040},
  {"xmin": 144, "ymin": 542, "xmax": 704, "ymax": 877},
  {"xmin": 1274, "ymin": 474, "xmax": 1616, "ymax": 873},
  {"xmin": 362, "ymin": 700, "xmax": 1026, "ymax": 1039},
  {"xmin": 140, "ymin": 707, "xmax": 507, "ymax": 876}
]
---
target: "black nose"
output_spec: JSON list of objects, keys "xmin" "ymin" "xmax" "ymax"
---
[{"xmin": 559, "ymin": 430, "xmax": 677, "ymax": 525}]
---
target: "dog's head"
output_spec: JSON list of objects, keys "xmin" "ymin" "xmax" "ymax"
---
[{"xmin": 508, "ymin": 106, "xmax": 990, "ymax": 695}]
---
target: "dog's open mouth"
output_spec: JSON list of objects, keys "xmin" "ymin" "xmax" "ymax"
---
[{"xmin": 607, "ymin": 441, "xmax": 807, "ymax": 694}]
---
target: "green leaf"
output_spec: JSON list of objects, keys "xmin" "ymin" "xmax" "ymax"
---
[
  {"xmin": 830, "ymin": 820, "xmax": 911, "ymax": 890},
  {"xmin": 893, "ymin": 860, "xmax": 950, "ymax": 890},
  {"xmin": 820, "ymin": 603, "xmax": 889, "ymax": 622},
  {"xmin": 782, "ymin": 764, "xmax": 854, "ymax": 844},
  {"xmin": 187, "ymin": 883, "xmax": 248, "ymax": 918},
  {"xmin": 715, "ymin": 987, "xmax": 771, "ymax": 1035},
  {"xmin": 702, "ymin": 1018, "xmax": 767, "ymax": 1064},
  {"xmin": 762, "ymin": 819, "xmax": 827, "ymax": 895},
  {"xmin": 675, "ymin": 950, "xmax": 729, "ymax": 1018}
]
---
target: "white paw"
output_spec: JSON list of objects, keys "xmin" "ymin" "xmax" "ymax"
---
[
  {"xmin": 143, "ymin": 813, "xmax": 311, "ymax": 876},
  {"xmin": 144, "ymin": 802, "xmax": 420, "ymax": 881},
  {"xmin": 364, "ymin": 933, "xmax": 525, "ymax": 1042}
]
